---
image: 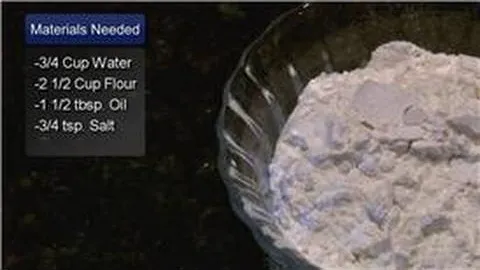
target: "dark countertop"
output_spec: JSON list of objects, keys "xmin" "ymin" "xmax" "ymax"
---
[{"xmin": 3, "ymin": 3, "xmax": 297, "ymax": 270}]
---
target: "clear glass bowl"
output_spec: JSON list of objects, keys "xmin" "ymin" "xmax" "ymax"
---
[{"xmin": 216, "ymin": 3, "xmax": 480, "ymax": 269}]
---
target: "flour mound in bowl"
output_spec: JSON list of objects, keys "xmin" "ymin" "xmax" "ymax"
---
[{"xmin": 268, "ymin": 41, "xmax": 480, "ymax": 270}]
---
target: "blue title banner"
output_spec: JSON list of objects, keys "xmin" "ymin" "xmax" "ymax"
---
[{"xmin": 25, "ymin": 14, "xmax": 145, "ymax": 45}]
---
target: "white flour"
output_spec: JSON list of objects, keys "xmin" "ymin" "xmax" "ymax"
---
[{"xmin": 268, "ymin": 41, "xmax": 480, "ymax": 270}]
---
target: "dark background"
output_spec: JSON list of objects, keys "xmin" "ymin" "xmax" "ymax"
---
[{"xmin": 3, "ymin": 3, "xmax": 297, "ymax": 270}]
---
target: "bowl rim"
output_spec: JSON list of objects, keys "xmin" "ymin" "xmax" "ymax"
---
[
  {"xmin": 216, "ymin": 1, "xmax": 309, "ymax": 203},
  {"xmin": 215, "ymin": 2, "xmax": 313, "ymax": 268}
]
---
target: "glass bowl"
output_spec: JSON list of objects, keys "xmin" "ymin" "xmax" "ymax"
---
[{"xmin": 216, "ymin": 3, "xmax": 480, "ymax": 269}]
